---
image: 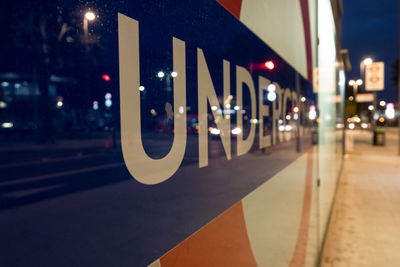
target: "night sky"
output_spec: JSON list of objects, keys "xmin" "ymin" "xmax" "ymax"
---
[{"xmin": 342, "ymin": 0, "xmax": 399, "ymax": 102}]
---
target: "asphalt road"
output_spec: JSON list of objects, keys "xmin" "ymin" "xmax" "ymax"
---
[{"xmin": 0, "ymin": 133, "xmax": 312, "ymax": 267}]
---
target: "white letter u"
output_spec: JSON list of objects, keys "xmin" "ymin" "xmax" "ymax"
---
[{"xmin": 118, "ymin": 13, "xmax": 187, "ymax": 185}]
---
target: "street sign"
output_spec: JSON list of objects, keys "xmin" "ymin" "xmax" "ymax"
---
[
  {"xmin": 356, "ymin": 93, "xmax": 374, "ymax": 103},
  {"xmin": 365, "ymin": 62, "xmax": 384, "ymax": 91}
]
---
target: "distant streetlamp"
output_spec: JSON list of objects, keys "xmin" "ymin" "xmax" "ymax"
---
[
  {"xmin": 83, "ymin": 11, "xmax": 96, "ymax": 44},
  {"xmin": 85, "ymin": 12, "xmax": 96, "ymax": 21},
  {"xmin": 348, "ymin": 78, "xmax": 363, "ymax": 96},
  {"xmin": 360, "ymin": 57, "xmax": 373, "ymax": 77},
  {"xmin": 82, "ymin": 11, "xmax": 97, "ymax": 108},
  {"xmin": 363, "ymin": 57, "xmax": 373, "ymax": 66}
]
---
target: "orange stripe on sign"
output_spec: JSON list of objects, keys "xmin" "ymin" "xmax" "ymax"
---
[
  {"xmin": 289, "ymin": 149, "xmax": 314, "ymax": 267},
  {"xmin": 160, "ymin": 201, "xmax": 257, "ymax": 267},
  {"xmin": 216, "ymin": 0, "xmax": 243, "ymax": 19}
]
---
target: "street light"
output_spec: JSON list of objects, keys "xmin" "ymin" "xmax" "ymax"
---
[
  {"xmin": 363, "ymin": 57, "xmax": 373, "ymax": 66},
  {"xmin": 83, "ymin": 11, "xmax": 96, "ymax": 44},
  {"xmin": 360, "ymin": 57, "xmax": 373, "ymax": 77},
  {"xmin": 85, "ymin": 11, "xmax": 96, "ymax": 21},
  {"xmin": 349, "ymin": 78, "xmax": 363, "ymax": 97}
]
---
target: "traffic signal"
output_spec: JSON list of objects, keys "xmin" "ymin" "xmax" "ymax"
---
[
  {"xmin": 102, "ymin": 74, "xmax": 111, "ymax": 82},
  {"xmin": 264, "ymin": 61, "xmax": 275, "ymax": 70}
]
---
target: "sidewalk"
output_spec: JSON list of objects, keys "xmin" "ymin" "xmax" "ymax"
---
[{"xmin": 322, "ymin": 128, "xmax": 400, "ymax": 267}]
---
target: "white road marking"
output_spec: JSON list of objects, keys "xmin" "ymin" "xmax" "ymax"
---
[
  {"xmin": 0, "ymin": 152, "xmax": 108, "ymax": 169},
  {"xmin": 0, "ymin": 162, "xmax": 125, "ymax": 186}
]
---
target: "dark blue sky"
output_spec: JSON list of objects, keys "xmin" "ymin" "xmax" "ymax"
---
[{"xmin": 342, "ymin": 0, "xmax": 398, "ymax": 102}]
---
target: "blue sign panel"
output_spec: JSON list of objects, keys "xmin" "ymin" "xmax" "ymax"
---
[{"xmin": 0, "ymin": 1, "xmax": 316, "ymax": 266}]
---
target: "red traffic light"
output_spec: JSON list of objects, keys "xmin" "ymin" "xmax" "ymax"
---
[
  {"xmin": 102, "ymin": 74, "xmax": 111, "ymax": 82},
  {"xmin": 264, "ymin": 61, "xmax": 275, "ymax": 70},
  {"xmin": 292, "ymin": 106, "xmax": 300, "ymax": 113}
]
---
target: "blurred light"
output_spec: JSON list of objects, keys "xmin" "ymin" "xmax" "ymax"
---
[
  {"xmin": 361, "ymin": 123, "xmax": 368, "ymax": 129},
  {"xmin": 349, "ymin": 80, "xmax": 355, "ymax": 86},
  {"xmin": 349, "ymin": 96, "xmax": 354, "ymax": 101},
  {"xmin": 348, "ymin": 123, "xmax": 355, "ymax": 130},
  {"xmin": 105, "ymin": 99, "xmax": 112, "ymax": 108},
  {"xmin": 225, "ymin": 103, "xmax": 231, "ymax": 109},
  {"xmin": 14, "ymin": 83, "xmax": 21, "ymax": 89},
  {"xmin": 279, "ymin": 125, "xmax": 285, "ymax": 132},
  {"xmin": 301, "ymin": 97, "xmax": 306, "ymax": 102},
  {"xmin": 380, "ymin": 101, "xmax": 386, "ymax": 107},
  {"xmin": 232, "ymin": 127, "xmax": 242, "ymax": 135},
  {"xmin": 1, "ymin": 122, "xmax": 13, "ymax": 128},
  {"xmin": 286, "ymin": 115, "xmax": 291, "ymax": 120},
  {"xmin": 56, "ymin": 96, "xmax": 63, "ymax": 108},
  {"xmin": 250, "ymin": 119, "xmax": 258, "ymax": 124},
  {"xmin": 294, "ymin": 114, "xmax": 299, "ymax": 120},
  {"xmin": 264, "ymin": 61, "xmax": 275, "ymax": 70},
  {"xmin": 356, "ymin": 79, "xmax": 363, "ymax": 86},
  {"xmin": 285, "ymin": 125, "xmax": 292, "ymax": 131},
  {"xmin": 292, "ymin": 106, "xmax": 300, "ymax": 113},
  {"xmin": 387, "ymin": 103, "xmax": 395, "ymax": 109},
  {"xmin": 139, "ymin": 86, "xmax": 145, "ymax": 91},
  {"xmin": 102, "ymin": 74, "xmax": 110, "ymax": 81},
  {"xmin": 1, "ymin": 82, "xmax": 9, "ymax": 87},
  {"xmin": 386, "ymin": 103, "xmax": 395, "ymax": 119},
  {"xmin": 85, "ymin": 11, "xmax": 96, "ymax": 21},
  {"xmin": 171, "ymin": 71, "xmax": 178, "ymax": 77},
  {"xmin": 325, "ymin": 114, "xmax": 332, "ymax": 121},
  {"xmin": 363, "ymin": 58, "xmax": 373, "ymax": 66},
  {"xmin": 0, "ymin": 101, "xmax": 7, "ymax": 108},
  {"xmin": 267, "ymin": 91, "xmax": 277, "ymax": 102},
  {"xmin": 211, "ymin": 105, "xmax": 218, "ymax": 111},
  {"xmin": 150, "ymin": 109, "xmax": 157, "ymax": 116},
  {"xmin": 225, "ymin": 114, "xmax": 231, "ymax": 119},
  {"xmin": 368, "ymin": 105, "xmax": 374, "ymax": 111},
  {"xmin": 378, "ymin": 117, "xmax": 385, "ymax": 123},
  {"xmin": 278, "ymin": 119, "xmax": 283, "ymax": 124},
  {"xmin": 105, "ymin": 93, "xmax": 112, "ymax": 100},
  {"xmin": 267, "ymin": 84, "xmax": 276, "ymax": 92},
  {"xmin": 93, "ymin": 101, "xmax": 99, "ymax": 110},
  {"xmin": 234, "ymin": 105, "xmax": 240, "ymax": 111},
  {"xmin": 309, "ymin": 107, "xmax": 317, "ymax": 120},
  {"xmin": 338, "ymin": 70, "xmax": 345, "ymax": 87},
  {"xmin": 354, "ymin": 117, "xmax": 361, "ymax": 123},
  {"xmin": 179, "ymin": 106, "xmax": 184, "ymax": 114},
  {"xmin": 209, "ymin": 127, "xmax": 220, "ymax": 135},
  {"xmin": 157, "ymin": 71, "xmax": 165, "ymax": 78},
  {"xmin": 336, "ymin": 123, "xmax": 344, "ymax": 129}
]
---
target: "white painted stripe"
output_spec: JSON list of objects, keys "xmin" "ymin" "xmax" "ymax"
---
[
  {"xmin": 0, "ymin": 162, "xmax": 125, "ymax": 186},
  {"xmin": 0, "ymin": 152, "xmax": 108, "ymax": 169},
  {"xmin": 2, "ymin": 184, "xmax": 63, "ymax": 198}
]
